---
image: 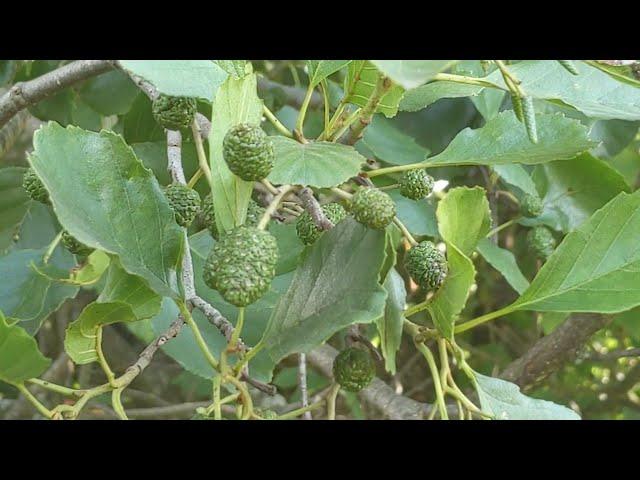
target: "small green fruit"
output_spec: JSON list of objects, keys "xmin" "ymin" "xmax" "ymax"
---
[
  {"xmin": 527, "ymin": 226, "xmax": 556, "ymax": 261},
  {"xmin": 61, "ymin": 230, "xmax": 94, "ymax": 257},
  {"xmin": 203, "ymin": 226, "xmax": 278, "ymax": 307},
  {"xmin": 521, "ymin": 193, "xmax": 543, "ymax": 218},
  {"xmin": 295, "ymin": 203, "xmax": 347, "ymax": 245},
  {"xmin": 399, "ymin": 169, "xmax": 434, "ymax": 200},
  {"xmin": 23, "ymin": 168, "xmax": 50, "ymax": 205},
  {"xmin": 152, "ymin": 94, "xmax": 197, "ymax": 131},
  {"xmin": 254, "ymin": 408, "xmax": 278, "ymax": 420},
  {"xmin": 164, "ymin": 184, "xmax": 201, "ymax": 227},
  {"xmin": 223, "ymin": 123, "xmax": 274, "ymax": 181},
  {"xmin": 350, "ymin": 188, "xmax": 396, "ymax": 230},
  {"xmin": 332, "ymin": 347, "xmax": 375, "ymax": 392},
  {"xmin": 404, "ymin": 241, "xmax": 448, "ymax": 291},
  {"xmin": 200, "ymin": 196, "xmax": 264, "ymax": 240},
  {"xmin": 199, "ymin": 193, "xmax": 218, "ymax": 239},
  {"xmin": 245, "ymin": 199, "xmax": 266, "ymax": 227}
]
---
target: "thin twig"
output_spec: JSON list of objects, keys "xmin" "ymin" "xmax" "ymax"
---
[
  {"xmin": 0, "ymin": 60, "xmax": 114, "ymax": 129},
  {"xmin": 298, "ymin": 187, "xmax": 334, "ymax": 230},
  {"xmin": 189, "ymin": 295, "xmax": 246, "ymax": 352},
  {"xmin": 167, "ymin": 130, "xmax": 186, "ymax": 184},
  {"xmin": 195, "ymin": 113, "xmax": 211, "ymax": 139},
  {"xmin": 298, "ymin": 353, "xmax": 312, "ymax": 420},
  {"xmin": 188, "ymin": 295, "xmax": 276, "ymax": 395},
  {"xmin": 113, "ymin": 61, "xmax": 158, "ymax": 100},
  {"xmin": 585, "ymin": 348, "xmax": 640, "ymax": 362}
]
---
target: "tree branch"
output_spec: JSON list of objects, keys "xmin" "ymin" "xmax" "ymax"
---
[
  {"xmin": 298, "ymin": 187, "xmax": 334, "ymax": 230},
  {"xmin": 113, "ymin": 60, "xmax": 158, "ymax": 100},
  {"xmin": 306, "ymin": 344, "xmax": 455, "ymax": 419},
  {"xmin": 0, "ymin": 60, "xmax": 114, "ymax": 129},
  {"xmin": 189, "ymin": 295, "xmax": 246, "ymax": 352},
  {"xmin": 500, "ymin": 313, "xmax": 612, "ymax": 391},
  {"xmin": 298, "ymin": 353, "xmax": 311, "ymax": 419},
  {"xmin": 120, "ymin": 317, "xmax": 185, "ymax": 382},
  {"xmin": 586, "ymin": 348, "xmax": 640, "ymax": 362}
]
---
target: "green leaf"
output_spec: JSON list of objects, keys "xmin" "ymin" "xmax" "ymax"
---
[
  {"xmin": 493, "ymin": 164, "xmax": 538, "ymax": 197},
  {"xmin": 400, "ymin": 81, "xmax": 482, "ymax": 112},
  {"xmin": 496, "ymin": 61, "xmax": 640, "ymax": 121},
  {"xmin": 426, "ymin": 245, "xmax": 475, "ymax": 339},
  {"xmin": 402, "ymin": 61, "xmax": 640, "ymax": 121},
  {"xmin": 379, "ymin": 228, "xmax": 400, "ymax": 285},
  {"xmin": 32, "ymin": 250, "xmax": 110, "ymax": 286},
  {"xmin": 132, "ymin": 141, "xmax": 200, "ymax": 187},
  {"xmin": 270, "ymin": 222, "xmax": 304, "ymax": 275},
  {"xmin": 79, "ymin": 70, "xmax": 139, "ymax": 116},
  {"xmin": 268, "ymin": 136, "xmax": 366, "ymax": 188},
  {"xmin": 389, "ymin": 191, "xmax": 438, "ymax": 237},
  {"xmin": 307, "ymin": 60, "xmax": 351, "ymax": 87},
  {"xmin": 359, "ymin": 116, "xmax": 430, "ymax": 166},
  {"xmin": 471, "ymin": 88, "xmax": 505, "ymax": 121},
  {"xmin": 261, "ymin": 218, "xmax": 388, "ymax": 363},
  {"xmin": 422, "ymin": 186, "xmax": 489, "ymax": 338},
  {"xmin": 473, "ymin": 371, "xmax": 580, "ymax": 420},
  {"xmin": 525, "ymin": 153, "xmax": 631, "ymax": 232},
  {"xmin": 477, "ymin": 238, "xmax": 530, "ymax": 294},
  {"xmin": 70, "ymin": 98, "xmax": 102, "ymax": 131},
  {"xmin": 214, "ymin": 60, "xmax": 248, "ymax": 79},
  {"xmin": 609, "ymin": 140, "xmax": 640, "ymax": 186},
  {"xmin": 344, "ymin": 61, "xmax": 405, "ymax": 118},
  {"xmin": 437, "ymin": 186, "xmax": 490, "ymax": 256},
  {"xmin": 98, "ymin": 260, "xmax": 162, "ymax": 320},
  {"xmin": 590, "ymin": 119, "xmax": 640, "ymax": 158},
  {"xmin": 513, "ymin": 190, "xmax": 640, "ymax": 313},
  {"xmin": 30, "ymin": 123, "xmax": 184, "ymax": 298},
  {"xmin": 375, "ymin": 268, "xmax": 406, "ymax": 374},
  {"xmin": 118, "ymin": 60, "xmax": 228, "ymax": 101},
  {"xmin": 12, "ymin": 203, "xmax": 59, "ymax": 251},
  {"xmin": 122, "ymin": 93, "xmax": 165, "ymax": 144},
  {"xmin": 154, "ymin": 232, "xmax": 294, "ymax": 382},
  {"xmin": 208, "ymin": 72, "xmax": 263, "ymax": 234},
  {"xmin": 0, "ymin": 311, "xmax": 50, "ymax": 385},
  {"xmin": 370, "ymin": 60, "xmax": 458, "ymax": 90},
  {"xmin": 0, "ymin": 248, "xmax": 78, "ymax": 334},
  {"xmin": 426, "ymin": 112, "xmax": 596, "ymax": 167},
  {"xmin": 0, "ymin": 167, "xmax": 30, "ymax": 253},
  {"xmin": 0, "ymin": 60, "xmax": 18, "ymax": 86},
  {"xmin": 64, "ymin": 302, "xmax": 138, "ymax": 365}
]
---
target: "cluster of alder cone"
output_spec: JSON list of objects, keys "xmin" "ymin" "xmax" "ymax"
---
[{"xmin": 21, "ymin": 90, "xmax": 556, "ymax": 396}]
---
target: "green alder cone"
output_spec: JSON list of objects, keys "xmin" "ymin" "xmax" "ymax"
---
[
  {"xmin": 520, "ymin": 193, "xmax": 543, "ymax": 218},
  {"xmin": 295, "ymin": 203, "xmax": 347, "ymax": 245},
  {"xmin": 399, "ymin": 169, "xmax": 435, "ymax": 200},
  {"xmin": 404, "ymin": 240, "xmax": 448, "ymax": 291},
  {"xmin": 22, "ymin": 168, "xmax": 50, "ymax": 205},
  {"xmin": 350, "ymin": 188, "xmax": 396, "ymax": 230},
  {"xmin": 163, "ymin": 183, "xmax": 201, "ymax": 228},
  {"xmin": 245, "ymin": 199, "xmax": 266, "ymax": 227},
  {"xmin": 61, "ymin": 230, "xmax": 94, "ymax": 257},
  {"xmin": 152, "ymin": 94, "xmax": 197, "ymax": 131},
  {"xmin": 254, "ymin": 408, "xmax": 278, "ymax": 420},
  {"xmin": 527, "ymin": 225, "xmax": 556, "ymax": 261},
  {"xmin": 199, "ymin": 193, "xmax": 218, "ymax": 239},
  {"xmin": 332, "ymin": 347, "xmax": 376, "ymax": 393},
  {"xmin": 200, "ymin": 195, "xmax": 264, "ymax": 240},
  {"xmin": 202, "ymin": 226, "xmax": 278, "ymax": 307},
  {"xmin": 223, "ymin": 123, "xmax": 275, "ymax": 181}
]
